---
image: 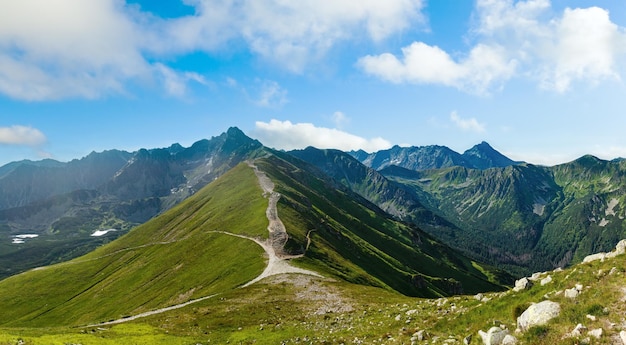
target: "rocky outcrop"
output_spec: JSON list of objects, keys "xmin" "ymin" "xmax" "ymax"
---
[
  {"xmin": 583, "ymin": 252, "xmax": 607, "ymax": 263},
  {"xmin": 512, "ymin": 277, "xmax": 532, "ymax": 292},
  {"xmin": 517, "ymin": 300, "xmax": 561, "ymax": 332},
  {"xmin": 478, "ymin": 327, "xmax": 509, "ymax": 345},
  {"xmin": 584, "ymin": 239, "xmax": 626, "ymax": 263}
]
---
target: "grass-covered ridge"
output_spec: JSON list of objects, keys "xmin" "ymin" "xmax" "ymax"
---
[
  {"xmin": 0, "ymin": 163, "xmax": 268, "ymax": 327},
  {"xmin": 0, "ymin": 153, "xmax": 624, "ymax": 344}
]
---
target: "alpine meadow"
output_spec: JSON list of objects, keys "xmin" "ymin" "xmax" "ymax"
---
[{"xmin": 3, "ymin": 1, "xmax": 626, "ymax": 344}]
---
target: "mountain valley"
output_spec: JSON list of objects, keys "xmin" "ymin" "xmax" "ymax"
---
[{"xmin": 0, "ymin": 128, "xmax": 626, "ymax": 344}]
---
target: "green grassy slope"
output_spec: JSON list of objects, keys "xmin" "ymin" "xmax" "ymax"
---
[
  {"xmin": 3, "ymin": 250, "xmax": 623, "ymax": 344},
  {"xmin": 383, "ymin": 157, "xmax": 626, "ymax": 276},
  {"xmin": 256, "ymin": 153, "xmax": 510, "ymax": 296},
  {"xmin": 0, "ymin": 164, "xmax": 268, "ymax": 327}
]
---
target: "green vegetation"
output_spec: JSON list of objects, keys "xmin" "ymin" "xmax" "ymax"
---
[
  {"xmin": 4, "ymin": 150, "xmax": 625, "ymax": 344},
  {"xmin": 257, "ymin": 153, "xmax": 508, "ymax": 296},
  {"xmin": 0, "ymin": 164, "xmax": 268, "ymax": 327},
  {"xmin": 1, "ymin": 252, "xmax": 623, "ymax": 344},
  {"xmin": 383, "ymin": 159, "xmax": 626, "ymax": 276}
]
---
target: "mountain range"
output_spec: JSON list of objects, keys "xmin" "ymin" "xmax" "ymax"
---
[
  {"xmin": 1, "ymin": 127, "xmax": 626, "ymax": 344},
  {"xmin": 2, "ymin": 129, "xmax": 625, "ymax": 279}
]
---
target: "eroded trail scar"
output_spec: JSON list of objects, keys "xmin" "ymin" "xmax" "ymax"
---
[{"xmin": 247, "ymin": 161, "xmax": 289, "ymax": 256}]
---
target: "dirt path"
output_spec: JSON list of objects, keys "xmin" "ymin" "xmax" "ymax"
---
[
  {"xmin": 82, "ymin": 162, "xmax": 321, "ymax": 328},
  {"xmin": 244, "ymin": 160, "xmax": 321, "ymax": 285}
]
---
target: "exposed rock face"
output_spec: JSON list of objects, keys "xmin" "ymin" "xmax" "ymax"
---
[
  {"xmin": 478, "ymin": 326, "xmax": 509, "ymax": 345},
  {"xmin": 513, "ymin": 277, "xmax": 532, "ymax": 292},
  {"xmin": 583, "ymin": 252, "xmax": 607, "ymax": 263},
  {"xmin": 517, "ymin": 300, "xmax": 561, "ymax": 332},
  {"xmin": 564, "ymin": 287, "xmax": 579, "ymax": 299},
  {"xmin": 606, "ymin": 239, "xmax": 626, "ymax": 258},
  {"xmin": 571, "ymin": 323, "xmax": 587, "ymax": 337},
  {"xmin": 502, "ymin": 334, "xmax": 517, "ymax": 345},
  {"xmin": 540, "ymin": 275, "xmax": 552, "ymax": 286},
  {"xmin": 619, "ymin": 330, "xmax": 626, "ymax": 345},
  {"xmin": 588, "ymin": 328, "xmax": 603, "ymax": 339}
]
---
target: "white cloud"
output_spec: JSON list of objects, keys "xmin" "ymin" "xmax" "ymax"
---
[
  {"xmin": 477, "ymin": 0, "xmax": 626, "ymax": 92},
  {"xmin": 168, "ymin": 0, "xmax": 426, "ymax": 72},
  {"xmin": 332, "ymin": 111, "xmax": 350, "ymax": 128},
  {"xmin": 358, "ymin": 42, "xmax": 516, "ymax": 94},
  {"xmin": 450, "ymin": 111, "xmax": 486, "ymax": 133},
  {"xmin": 360, "ymin": 0, "xmax": 626, "ymax": 93},
  {"xmin": 539, "ymin": 7, "xmax": 623, "ymax": 92},
  {"xmin": 154, "ymin": 63, "xmax": 210, "ymax": 98},
  {"xmin": 250, "ymin": 119, "xmax": 392, "ymax": 152},
  {"xmin": 0, "ymin": 0, "xmax": 151, "ymax": 100},
  {"xmin": 253, "ymin": 80, "xmax": 288, "ymax": 108},
  {"xmin": 0, "ymin": 0, "xmax": 425, "ymax": 100},
  {"xmin": 227, "ymin": 78, "xmax": 288, "ymax": 108},
  {"xmin": 0, "ymin": 125, "xmax": 46, "ymax": 146}
]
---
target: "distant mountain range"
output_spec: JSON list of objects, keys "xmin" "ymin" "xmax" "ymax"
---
[
  {"xmin": 1, "ymin": 127, "xmax": 625, "ymax": 281},
  {"xmin": 350, "ymin": 141, "xmax": 519, "ymax": 171},
  {"xmin": 347, "ymin": 144, "xmax": 626, "ymax": 276}
]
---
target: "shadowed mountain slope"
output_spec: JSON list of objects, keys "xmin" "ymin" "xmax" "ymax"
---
[{"xmin": 0, "ymin": 128, "xmax": 264, "ymax": 280}]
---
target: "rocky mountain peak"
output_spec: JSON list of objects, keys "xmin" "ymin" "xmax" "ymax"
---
[{"xmin": 462, "ymin": 141, "xmax": 517, "ymax": 169}]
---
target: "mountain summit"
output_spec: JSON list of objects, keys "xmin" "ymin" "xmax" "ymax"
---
[
  {"xmin": 462, "ymin": 141, "xmax": 518, "ymax": 169},
  {"xmin": 350, "ymin": 142, "xmax": 519, "ymax": 171}
]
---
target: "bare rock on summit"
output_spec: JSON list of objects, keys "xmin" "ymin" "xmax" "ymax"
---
[{"xmin": 517, "ymin": 301, "xmax": 561, "ymax": 332}]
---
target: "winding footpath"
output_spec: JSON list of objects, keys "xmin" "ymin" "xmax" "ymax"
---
[{"xmin": 83, "ymin": 161, "xmax": 321, "ymax": 328}]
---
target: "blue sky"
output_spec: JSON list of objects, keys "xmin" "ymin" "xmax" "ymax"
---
[{"xmin": 2, "ymin": 0, "xmax": 626, "ymax": 167}]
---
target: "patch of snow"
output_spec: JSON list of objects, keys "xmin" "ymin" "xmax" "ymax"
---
[
  {"xmin": 606, "ymin": 198, "xmax": 619, "ymax": 216},
  {"xmin": 533, "ymin": 203, "xmax": 545, "ymax": 216},
  {"xmin": 11, "ymin": 234, "xmax": 39, "ymax": 244},
  {"xmin": 91, "ymin": 229, "xmax": 117, "ymax": 237}
]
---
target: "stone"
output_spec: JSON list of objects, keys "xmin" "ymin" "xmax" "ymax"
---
[
  {"xmin": 607, "ymin": 240, "xmax": 626, "ymax": 258},
  {"xmin": 517, "ymin": 301, "xmax": 561, "ymax": 332},
  {"xmin": 564, "ymin": 287, "xmax": 579, "ymax": 299},
  {"xmin": 616, "ymin": 239, "xmax": 626, "ymax": 255},
  {"xmin": 513, "ymin": 277, "xmax": 532, "ymax": 292},
  {"xmin": 474, "ymin": 293, "xmax": 484, "ymax": 301},
  {"xmin": 571, "ymin": 323, "xmax": 587, "ymax": 337},
  {"xmin": 619, "ymin": 330, "xmax": 626, "ymax": 345},
  {"xmin": 583, "ymin": 252, "xmax": 606, "ymax": 263},
  {"xmin": 586, "ymin": 314, "xmax": 596, "ymax": 322},
  {"xmin": 540, "ymin": 275, "xmax": 552, "ymax": 286},
  {"xmin": 588, "ymin": 328, "xmax": 603, "ymax": 339},
  {"xmin": 501, "ymin": 335, "xmax": 517, "ymax": 345},
  {"xmin": 528, "ymin": 272, "xmax": 544, "ymax": 281},
  {"xmin": 478, "ymin": 327, "xmax": 509, "ymax": 345},
  {"xmin": 463, "ymin": 334, "xmax": 472, "ymax": 345},
  {"xmin": 575, "ymin": 284, "xmax": 583, "ymax": 291}
]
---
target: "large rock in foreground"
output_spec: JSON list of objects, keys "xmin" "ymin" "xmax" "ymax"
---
[{"xmin": 517, "ymin": 300, "xmax": 561, "ymax": 332}]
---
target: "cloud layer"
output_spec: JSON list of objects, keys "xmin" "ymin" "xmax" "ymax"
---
[
  {"xmin": 0, "ymin": 125, "xmax": 46, "ymax": 146},
  {"xmin": 0, "ymin": 0, "xmax": 424, "ymax": 101},
  {"xmin": 359, "ymin": 0, "xmax": 626, "ymax": 93},
  {"xmin": 250, "ymin": 119, "xmax": 392, "ymax": 152}
]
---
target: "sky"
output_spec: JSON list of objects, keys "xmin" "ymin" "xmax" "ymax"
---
[{"xmin": 2, "ymin": 0, "xmax": 626, "ymax": 167}]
